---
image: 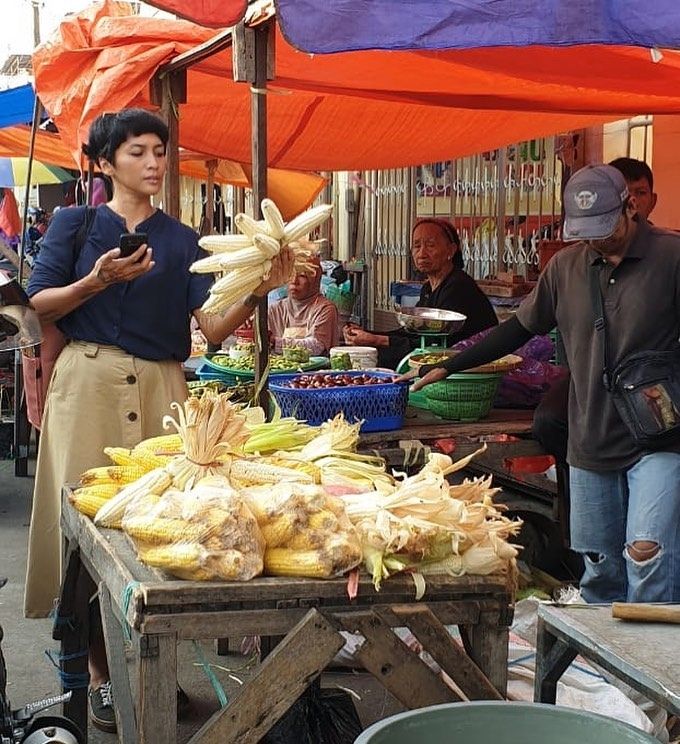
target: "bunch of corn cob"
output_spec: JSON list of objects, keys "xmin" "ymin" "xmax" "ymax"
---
[
  {"xmin": 240, "ymin": 482, "xmax": 362, "ymax": 578},
  {"xmin": 122, "ymin": 476, "xmax": 264, "ymax": 581},
  {"xmin": 162, "ymin": 392, "xmax": 251, "ymax": 490},
  {"xmin": 191, "ymin": 198, "xmax": 333, "ymax": 314},
  {"xmin": 339, "ymin": 447, "xmax": 522, "ymax": 592}
]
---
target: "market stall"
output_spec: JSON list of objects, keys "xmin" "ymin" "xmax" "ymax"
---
[{"xmin": 59, "ymin": 495, "xmax": 513, "ymax": 743}]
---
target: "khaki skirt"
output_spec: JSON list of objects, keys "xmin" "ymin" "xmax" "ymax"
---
[{"xmin": 24, "ymin": 341, "xmax": 188, "ymax": 618}]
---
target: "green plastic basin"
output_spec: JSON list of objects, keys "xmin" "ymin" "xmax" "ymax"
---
[{"xmin": 355, "ymin": 702, "xmax": 657, "ymax": 744}]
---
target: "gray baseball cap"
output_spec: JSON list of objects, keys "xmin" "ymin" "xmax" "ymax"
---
[{"xmin": 563, "ymin": 164, "xmax": 629, "ymax": 240}]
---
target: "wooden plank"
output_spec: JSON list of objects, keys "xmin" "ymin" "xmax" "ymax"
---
[
  {"xmin": 465, "ymin": 610, "xmax": 510, "ymax": 696},
  {"xmin": 139, "ymin": 572, "xmax": 512, "ymax": 608},
  {"xmin": 359, "ymin": 409, "xmax": 534, "ymax": 446},
  {"xmin": 189, "ymin": 609, "xmax": 345, "ymax": 744},
  {"xmin": 61, "ymin": 495, "xmax": 141, "ymax": 628},
  {"xmin": 139, "ymin": 600, "xmax": 484, "ymax": 638},
  {"xmin": 99, "ymin": 584, "xmax": 138, "ymax": 744},
  {"xmin": 339, "ymin": 611, "xmax": 460, "ymax": 709},
  {"xmin": 137, "ymin": 633, "xmax": 177, "ymax": 744},
  {"xmin": 534, "ymin": 616, "xmax": 576, "ymax": 704},
  {"xmin": 382, "ymin": 605, "xmax": 503, "ymax": 700}
]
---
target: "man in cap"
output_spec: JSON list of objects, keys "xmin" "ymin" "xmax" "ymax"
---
[
  {"xmin": 400, "ymin": 164, "xmax": 680, "ymax": 605},
  {"xmin": 532, "ymin": 158, "xmax": 658, "ymax": 491}
]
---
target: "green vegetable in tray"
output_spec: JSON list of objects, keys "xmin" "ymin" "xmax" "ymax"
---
[
  {"xmin": 210, "ymin": 353, "xmax": 308, "ymax": 372},
  {"xmin": 330, "ymin": 352, "xmax": 352, "ymax": 370},
  {"xmin": 412, "ymin": 352, "xmax": 451, "ymax": 365}
]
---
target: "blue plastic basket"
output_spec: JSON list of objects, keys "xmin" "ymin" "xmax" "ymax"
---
[{"xmin": 269, "ymin": 371, "xmax": 409, "ymax": 432}]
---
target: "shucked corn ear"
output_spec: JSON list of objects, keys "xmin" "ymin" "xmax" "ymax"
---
[
  {"xmin": 282, "ymin": 204, "xmax": 333, "ymax": 245},
  {"xmin": 234, "ymin": 214, "xmax": 271, "ymax": 240},
  {"xmin": 124, "ymin": 516, "xmax": 208, "ymax": 545},
  {"xmin": 137, "ymin": 542, "xmax": 204, "ymax": 570},
  {"xmin": 134, "ymin": 434, "xmax": 184, "ymax": 455},
  {"xmin": 190, "ymin": 243, "xmax": 277, "ymax": 274},
  {"xmin": 104, "ymin": 447, "xmax": 167, "ymax": 471},
  {"xmin": 229, "ymin": 458, "xmax": 314, "ymax": 487},
  {"xmin": 94, "ymin": 468, "xmax": 172, "ymax": 528},
  {"xmin": 264, "ymin": 548, "xmax": 331, "ymax": 578},
  {"xmin": 198, "ymin": 234, "xmax": 253, "ymax": 254},
  {"xmin": 260, "ymin": 199, "xmax": 286, "ymax": 240},
  {"xmin": 70, "ymin": 485, "xmax": 120, "ymax": 519},
  {"xmin": 259, "ymin": 513, "xmax": 299, "ymax": 548},
  {"xmin": 79, "ymin": 465, "xmax": 147, "ymax": 487}
]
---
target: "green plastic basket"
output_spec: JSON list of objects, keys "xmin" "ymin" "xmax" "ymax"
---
[
  {"xmin": 425, "ymin": 372, "xmax": 501, "ymax": 421},
  {"xmin": 326, "ymin": 284, "xmax": 357, "ymax": 315}
]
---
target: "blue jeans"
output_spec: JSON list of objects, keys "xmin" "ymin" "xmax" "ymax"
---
[{"xmin": 569, "ymin": 452, "xmax": 680, "ymax": 603}]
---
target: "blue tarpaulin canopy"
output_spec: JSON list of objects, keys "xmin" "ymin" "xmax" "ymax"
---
[
  {"xmin": 275, "ymin": 0, "xmax": 680, "ymax": 54},
  {"xmin": 0, "ymin": 84, "xmax": 36, "ymax": 129}
]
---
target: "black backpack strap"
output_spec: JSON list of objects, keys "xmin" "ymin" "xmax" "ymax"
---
[
  {"xmin": 589, "ymin": 260, "xmax": 612, "ymax": 390},
  {"xmin": 73, "ymin": 205, "xmax": 97, "ymax": 259}
]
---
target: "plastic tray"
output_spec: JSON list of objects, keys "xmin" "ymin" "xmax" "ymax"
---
[
  {"xmin": 269, "ymin": 371, "xmax": 409, "ymax": 432},
  {"xmin": 198, "ymin": 353, "xmax": 328, "ymax": 383}
]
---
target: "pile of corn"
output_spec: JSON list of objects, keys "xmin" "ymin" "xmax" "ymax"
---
[
  {"xmin": 69, "ymin": 433, "xmax": 183, "ymax": 523},
  {"xmin": 339, "ymin": 447, "xmax": 522, "ymax": 592},
  {"xmin": 241, "ymin": 482, "xmax": 362, "ymax": 578},
  {"xmin": 122, "ymin": 476, "xmax": 264, "ymax": 581},
  {"xmin": 191, "ymin": 199, "xmax": 332, "ymax": 314}
]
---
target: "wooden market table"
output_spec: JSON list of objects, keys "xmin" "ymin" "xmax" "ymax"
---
[
  {"xmin": 59, "ymin": 492, "xmax": 515, "ymax": 744},
  {"xmin": 534, "ymin": 604, "xmax": 680, "ymax": 717}
]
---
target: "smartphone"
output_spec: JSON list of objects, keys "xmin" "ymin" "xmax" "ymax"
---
[{"xmin": 118, "ymin": 232, "xmax": 148, "ymax": 259}]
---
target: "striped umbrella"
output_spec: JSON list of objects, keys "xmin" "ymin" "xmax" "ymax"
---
[{"xmin": 0, "ymin": 157, "xmax": 76, "ymax": 188}]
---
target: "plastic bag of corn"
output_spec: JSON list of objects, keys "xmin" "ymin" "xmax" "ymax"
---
[
  {"xmin": 122, "ymin": 476, "xmax": 264, "ymax": 581},
  {"xmin": 239, "ymin": 482, "xmax": 362, "ymax": 578}
]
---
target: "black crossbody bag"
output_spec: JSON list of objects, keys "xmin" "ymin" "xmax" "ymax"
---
[{"xmin": 589, "ymin": 262, "xmax": 680, "ymax": 447}]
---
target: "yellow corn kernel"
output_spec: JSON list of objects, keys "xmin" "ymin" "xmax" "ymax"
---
[
  {"xmin": 134, "ymin": 434, "xmax": 184, "ymax": 455},
  {"xmin": 137, "ymin": 542, "xmax": 204, "ymax": 570},
  {"xmin": 104, "ymin": 447, "xmax": 167, "ymax": 471},
  {"xmin": 268, "ymin": 457, "xmax": 321, "ymax": 484},
  {"xmin": 308, "ymin": 510, "xmax": 340, "ymax": 532},
  {"xmin": 287, "ymin": 529, "xmax": 328, "ymax": 551},
  {"xmin": 259, "ymin": 513, "xmax": 298, "ymax": 548},
  {"xmin": 124, "ymin": 517, "xmax": 207, "ymax": 545},
  {"xmin": 79, "ymin": 465, "xmax": 147, "ymax": 487},
  {"xmin": 264, "ymin": 548, "xmax": 330, "ymax": 578},
  {"xmin": 73, "ymin": 484, "xmax": 121, "ymax": 501}
]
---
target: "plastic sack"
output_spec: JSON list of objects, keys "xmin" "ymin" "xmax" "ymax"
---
[
  {"xmin": 452, "ymin": 330, "xmax": 568, "ymax": 409},
  {"xmin": 122, "ymin": 476, "xmax": 264, "ymax": 581},
  {"xmin": 240, "ymin": 482, "xmax": 362, "ymax": 578},
  {"xmin": 263, "ymin": 686, "xmax": 363, "ymax": 744}
]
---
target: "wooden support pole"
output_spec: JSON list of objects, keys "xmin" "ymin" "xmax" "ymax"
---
[{"xmin": 150, "ymin": 70, "xmax": 187, "ymax": 219}]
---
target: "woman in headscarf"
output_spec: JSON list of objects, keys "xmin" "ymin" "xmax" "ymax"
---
[{"xmin": 344, "ymin": 217, "xmax": 498, "ymax": 368}]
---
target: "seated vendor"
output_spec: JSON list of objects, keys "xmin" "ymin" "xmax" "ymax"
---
[
  {"xmin": 268, "ymin": 253, "xmax": 339, "ymax": 356},
  {"xmin": 344, "ymin": 218, "xmax": 498, "ymax": 369}
]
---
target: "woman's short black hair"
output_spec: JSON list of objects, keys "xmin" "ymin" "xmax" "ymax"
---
[
  {"xmin": 412, "ymin": 217, "xmax": 464, "ymax": 269},
  {"xmin": 82, "ymin": 108, "xmax": 169, "ymax": 165}
]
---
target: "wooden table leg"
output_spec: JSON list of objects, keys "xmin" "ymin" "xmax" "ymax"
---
[
  {"xmin": 53, "ymin": 548, "xmax": 90, "ymax": 741},
  {"xmin": 533, "ymin": 616, "xmax": 577, "ymax": 704},
  {"xmin": 136, "ymin": 633, "xmax": 177, "ymax": 744},
  {"xmin": 463, "ymin": 610, "xmax": 510, "ymax": 696},
  {"xmin": 189, "ymin": 608, "xmax": 344, "ymax": 744},
  {"xmin": 99, "ymin": 584, "xmax": 137, "ymax": 743}
]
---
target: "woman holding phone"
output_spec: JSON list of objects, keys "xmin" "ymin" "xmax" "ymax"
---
[{"xmin": 23, "ymin": 108, "xmax": 293, "ymax": 732}]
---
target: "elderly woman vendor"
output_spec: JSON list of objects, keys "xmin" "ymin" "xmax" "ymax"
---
[{"xmin": 344, "ymin": 218, "xmax": 497, "ymax": 368}]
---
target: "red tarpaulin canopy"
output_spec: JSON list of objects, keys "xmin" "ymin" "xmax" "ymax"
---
[
  {"xmin": 143, "ymin": 0, "xmax": 246, "ymax": 28},
  {"xmin": 33, "ymin": 1, "xmax": 680, "ymax": 174}
]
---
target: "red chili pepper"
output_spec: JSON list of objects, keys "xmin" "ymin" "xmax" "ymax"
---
[{"xmin": 433, "ymin": 438, "xmax": 457, "ymax": 455}]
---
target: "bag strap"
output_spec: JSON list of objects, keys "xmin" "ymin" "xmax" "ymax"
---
[
  {"xmin": 589, "ymin": 260, "xmax": 612, "ymax": 391},
  {"xmin": 74, "ymin": 205, "xmax": 96, "ymax": 259}
]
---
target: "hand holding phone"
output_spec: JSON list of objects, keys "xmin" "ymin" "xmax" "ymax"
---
[{"xmin": 118, "ymin": 232, "xmax": 148, "ymax": 259}]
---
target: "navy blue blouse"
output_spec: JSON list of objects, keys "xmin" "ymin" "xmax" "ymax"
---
[{"xmin": 27, "ymin": 205, "xmax": 213, "ymax": 361}]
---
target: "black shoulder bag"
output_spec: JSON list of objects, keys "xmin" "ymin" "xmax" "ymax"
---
[{"xmin": 589, "ymin": 262, "xmax": 680, "ymax": 448}]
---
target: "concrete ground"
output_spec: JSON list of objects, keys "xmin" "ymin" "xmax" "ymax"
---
[{"xmin": 0, "ymin": 456, "xmax": 403, "ymax": 742}]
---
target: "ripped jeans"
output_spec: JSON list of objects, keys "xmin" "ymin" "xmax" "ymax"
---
[{"xmin": 569, "ymin": 452, "xmax": 680, "ymax": 604}]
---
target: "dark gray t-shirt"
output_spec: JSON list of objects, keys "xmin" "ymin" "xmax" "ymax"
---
[{"xmin": 516, "ymin": 220, "xmax": 680, "ymax": 470}]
